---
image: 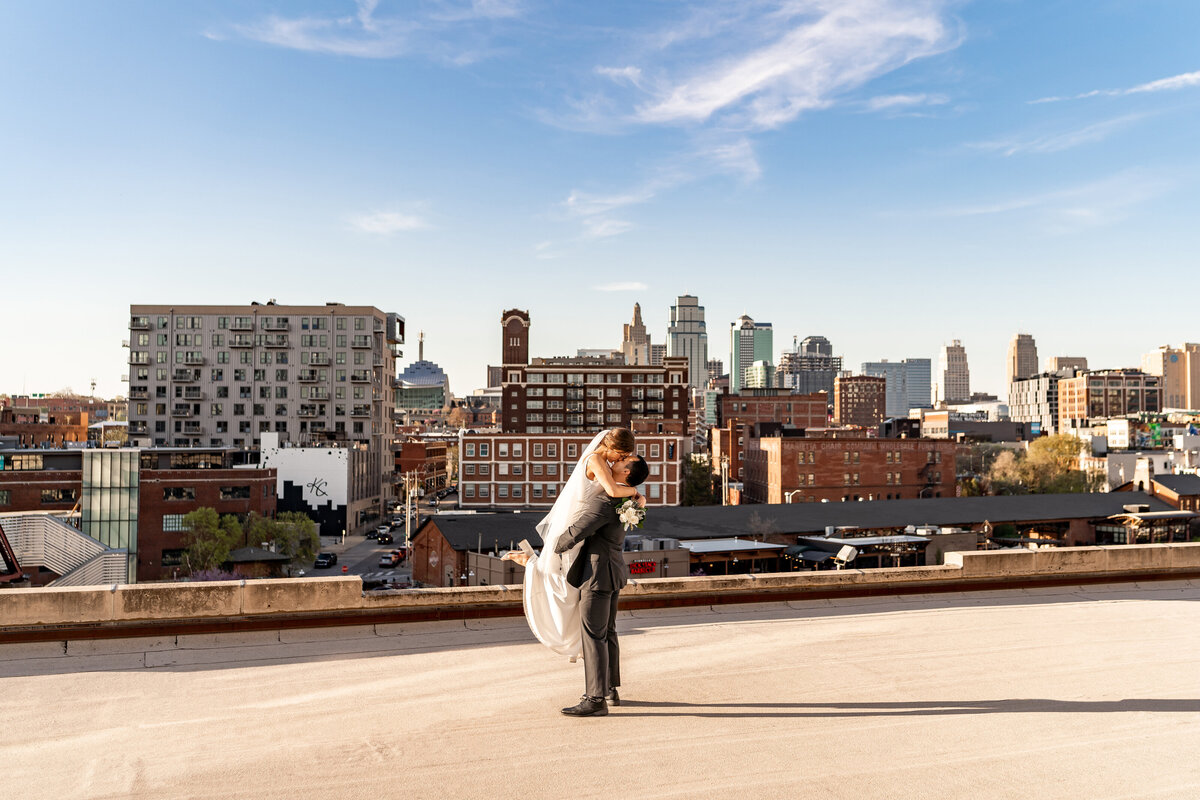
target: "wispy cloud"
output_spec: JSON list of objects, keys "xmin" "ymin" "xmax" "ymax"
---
[
  {"xmin": 348, "ymin": 210, "xmax": 431, "ymax": 234},
  {"xmin": 1031, "ymin": 69, "xmax": 1200, "ymax": 104},
  {"xmin": 931, "ymin": 170, "xmax": 1171, "ymax": 233},
  {"xmin": 968, "ymin": 113, "xmax": 1146, "ymax": 157},
  {"xmin": 228, "ymin": 0, "xmax": 521, "ymax": 61},
  {"xmin": 594, "ymin": 282, "xmax": 648, "ymax": 292},
  {"xmin": 864, "ymin": 92, "xmax": 948, "ymax": 112},
  {"xmin": 627, "ymin": 1, "xmax": 961, "ymax": 131}
]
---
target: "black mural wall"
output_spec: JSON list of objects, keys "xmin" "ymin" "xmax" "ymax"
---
[{"xmin": 280, "ymin": 480, "xmax": 347, "ymax": 538}]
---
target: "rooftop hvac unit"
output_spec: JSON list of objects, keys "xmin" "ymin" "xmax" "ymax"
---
[{"xmin": 1122, "ymin": 504, "xmax": 1150, "ymax": 513}]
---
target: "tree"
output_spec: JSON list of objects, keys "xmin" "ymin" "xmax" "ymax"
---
[
  {"xmin": 984, "ymin": 435, "xmax": 1103, "ymax": 495},
  {"xmin": 182, "ymin": 508, "xmax": 243, "ymax": 573},
  {"xmin": 243, "ymin": 511, "xmax": 319, "ymax": 564},
  {"xmin": 103, "ymin": 427, "xmax": 128, "ymax": 445},
  {"xmin": 681, "ymin": 455, "xmax": 717, "ymax": 506},
  {"xmin": 446, "ymin": 406, "xmax": 469, "ymax": 429}
]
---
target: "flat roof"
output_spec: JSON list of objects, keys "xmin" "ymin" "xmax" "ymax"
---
[{"xmin": 679, "ymin": 539, "xmax": 787, "ymax": 554}]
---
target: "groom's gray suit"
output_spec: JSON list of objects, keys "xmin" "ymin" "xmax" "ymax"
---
[{"xmin": 554, "ymin": 491, "xmax": 627, "ymax": 700}]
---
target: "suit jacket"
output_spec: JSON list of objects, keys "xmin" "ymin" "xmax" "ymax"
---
[{"xmin": 553, "ymin": 490, "xmax": 628, "ymax": 592}]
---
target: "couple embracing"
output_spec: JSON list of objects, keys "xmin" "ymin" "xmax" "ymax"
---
[{"xmin": 503, "ymin": 428, "xmax": 649, "ymax": 717}]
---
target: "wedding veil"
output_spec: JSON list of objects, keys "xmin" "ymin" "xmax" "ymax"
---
[{"xmin": 520, "ymin": 428, "xmax": 609, "ymax": 658}]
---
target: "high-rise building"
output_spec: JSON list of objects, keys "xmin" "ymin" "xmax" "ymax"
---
[
  {"xmin": 649, "ymin": 344, "xmax": 666, "ymax": 366},
  {"xmin": 777, "ymin": 335, "xmax": 840, "ymax": 398},
  {"xmin": 1142, "ymin": 344, "xmax": 1200, "ymax": 410},
  {"xmin": 834, "ymin": 375, "xmax": 886, "ymax": 427},
  {"xmin": 621, "ymin": 303, "xmax": 652, "ymax": 366},
  {"xmin": 935, "ymin": 340, "xmax": 970, "ymax": 405},
  {"xmin": 744, "ymin": 360, "xmax": 774, "ymax": 389},
  {"xmin": 1047, "ymin": 356, "xmax": 1088, "ymax": 373},
  {"xmin": 1057, "ymin": 370, "xmax": 1162, "ymax": 432},
  {"xmin": 707, "ymin": 358, "xmax": 724, "ymax": 380},
  {"xmin": 667, "ymin": 294, "xmax": 708, "ymax": 392},
  {"xmin": 729, "ymin": 315, "xmax": 773, "ymax": 394},
  {"xmin": 126, "ymin": 302, "xmax": 404, "ymax": 523},
  {"xmin": 861, "ymin": 358, "xmax": 932, "ymax": 417},
  {"xmin": 1006, "ymin": 333, "xmax": 1039, "ymax": 386},
  {"xmin": 1009, "ymin": 369, "xmax": 1078, "ymax": 436}
]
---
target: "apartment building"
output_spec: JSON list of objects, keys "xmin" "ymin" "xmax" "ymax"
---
[
  {"xmin": 833, "ymin": 375, "xmax": 886, "ymax": 427},
  {"xmin": 721, "ymin": 389, "xmax": 827, "ymax": 429},
  {"xmin": 457, "ymin": 431, "xmax": 685, "ymax": 508},
  {"xmin": 126, "ymin": 302, "xmax": 403, "ymax": 523},
  {"xmin": 1057, "ymin": 370, "xmax": 1163, "ymax": 433}
]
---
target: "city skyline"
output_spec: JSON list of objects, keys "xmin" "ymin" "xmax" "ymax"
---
[{"xmin": 3, "ymin": 2, "xmax": 1200, "ymax": 400}]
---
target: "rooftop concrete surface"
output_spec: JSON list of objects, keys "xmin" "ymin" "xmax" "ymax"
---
[{"xmin": 3, "ymin": 581, "xmax": 1199, "ymax": 799}]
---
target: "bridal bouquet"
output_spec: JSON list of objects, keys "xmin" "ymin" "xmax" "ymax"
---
[{"xmin": 615, "ymin": 498, "xmax": 646, "ymax": 531}]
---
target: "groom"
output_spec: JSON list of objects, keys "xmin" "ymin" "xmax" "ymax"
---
[{"xmin": 553, "ymin": 454, "xmax": 649, "ymax": 717}]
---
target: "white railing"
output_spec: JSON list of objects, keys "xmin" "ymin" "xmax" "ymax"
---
[{"xmin": 0, "ymin": 512, "xmax": 128, "ymax": 585}]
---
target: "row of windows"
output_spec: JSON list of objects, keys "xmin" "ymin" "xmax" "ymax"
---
[
  {"xmin": 0, "ymin": 489, "xmax": 78, "ymax": 505},
  {"xmin": 162, "ymin": 485, "xmax": 262, "ymax": 501},
  {"xmin": 135, "ymin": 315, "xmax": 372, "ymax": 331},
  {"xmin": 128, "ymin": 367, "xmax": 383, "ymax": 386},
  {"xmin": 460, "ymin": 482, "xmax": 664, "ymax": 500},
  {"xmin": 518, "ymin": 372, "xmax": 681, "ymax": 385},
  {"xmin": 133, "ymin": 348, "xmax": 374, "ymax": 366}
]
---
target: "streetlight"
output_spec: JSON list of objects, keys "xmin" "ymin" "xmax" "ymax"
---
[{"xmin": 784, "ymin": 489, "xmax": 805, "ymax": 504}]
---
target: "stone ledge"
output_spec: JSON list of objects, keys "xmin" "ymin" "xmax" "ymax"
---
[{"xmin": 1, "ymin": 543, "xmax": 1198, "ymax": 640}]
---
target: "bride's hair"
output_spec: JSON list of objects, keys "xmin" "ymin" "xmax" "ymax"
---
[{"xmin": 600, "ymin": 428, "xmax": 635, "ymax": 456}]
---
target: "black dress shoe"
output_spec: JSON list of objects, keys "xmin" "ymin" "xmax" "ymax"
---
[
  {"xmin": 561, "ymin": 695, "xmax": 608, "ymax": 717},
  {"xmin": 607, "ymin": 688, "xmax": 620, "ymax": 707}
]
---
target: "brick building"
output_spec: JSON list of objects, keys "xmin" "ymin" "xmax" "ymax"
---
[
  {"xmin": 710, "ymin": 422, "xmax": 748, "ymax": 503},
  {"xmin": 395, "ymin": 439, "xmax": 449, "ymax": 496},
  {"xmin": 720, "ymin": 389, "xmax": 827, "ymax": 429},
  {"xmin": 742, "ymin": 429, "xmax": 957, "ymax": 504},
  {"xmin": 833, "ymin": 375, "xmax": 886, "ymax": 427},
  {"xmin": 0, "ymin": 408, "xmax": 90, "ymax": 447},
  {"xmin": 457, "ymin": 431, "xmax": 685, "ymax": 508},
  {"xmin": 1057, "ymin": 370, "xmax": 1163, "ymax": 433},
  {"xmin": 0, "ymin": 447, "xmax": 275, "ymax": 582},
  {"xmin": 494, "ymin": 308, "xmax": 690, "ymax": 434}
]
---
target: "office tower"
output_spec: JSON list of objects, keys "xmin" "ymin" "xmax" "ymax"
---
[
  {"xmin": 707, "ymin": 358, "xmax": 724, "ymax": 379},
  {"xmin": 861, "ymin": 358, "xmax": 932, "ymax": 417},
  {"xmin": 935, "ymin": 340, "xmax": 970, "ymax": 405},
  {"xmin": 1058, "ymin": 370, "xmax": 1162, "ymax": 432},
  {"xmin": 649, "ymin": 344, "xmax": 666, "ymax": 366},
  {"xmin": 1046, "ymin": 356, "xmax": 1088, "ymax": 373},
  {"xmin": 667, "ymin": 294, "xmax": 708, "ymax": 391},
  {"xmin": 1006, "ymin": 333, "xmax": 1039, "ymax": 386},
  {"xmin": 729, "ymin": 315, "xmax": 773, "ymax": 394},
  {"xmin": 777, "ymin": 335, "xmax": 841, "ymax": 398},
  {"xmin": 834, "ymin": 375, "xmax": 886, "ymax": 427},
  {"xmin": 1142, "ymin": 344, "xmax": 1200, "ymax": 409},
  {"xmin": 621, "ymin": 303, "xmax": 652, "ymax": 366}
]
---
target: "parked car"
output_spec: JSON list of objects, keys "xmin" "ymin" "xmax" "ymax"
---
[
  {"xmin": 377, "ymin": 532, "xmax": 394, "ymax": 545},
  {"xmin": 365, "ymin": 530, "xmax": 378, "ymax": 540},
  {"xmin": 313, "ymin": 552, "xmax": 338, "ymax": 569},
  {"xmin": 379, "ymin": 552, "xmax": 400, "ymax": 568}
]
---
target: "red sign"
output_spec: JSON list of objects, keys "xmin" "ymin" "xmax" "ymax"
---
[{"xmin": 628, "ymin": 560, "xmax": 657, "ymax": 575}]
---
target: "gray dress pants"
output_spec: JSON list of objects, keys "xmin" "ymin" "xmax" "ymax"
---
[{"xmin": 579, "ymin": 585, "xmax": 621, "ymax": 699}]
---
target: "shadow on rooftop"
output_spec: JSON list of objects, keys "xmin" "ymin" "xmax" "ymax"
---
[{"xmin": 613, "ymin": 698, "xmax": 1200, "ymax": 717}]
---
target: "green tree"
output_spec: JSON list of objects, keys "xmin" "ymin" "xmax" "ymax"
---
[
  {"xmin": 271, "ymin": 512, "xmax": 320, "ymax": 563},
  {"xmin": 182, "ymin": 508, "xmax": 243, "ymax": 573},
  {"xmin": 985, "ymin": 435, "xmax": 1103, "ymax": 495},
  {"xmin": 681, "ymin": 455, "xmax": 717, "ymax": 506}
]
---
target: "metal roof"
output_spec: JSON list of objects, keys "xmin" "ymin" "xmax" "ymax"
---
[{"xmin": 1152, "ymin": 474, "xmax": 1200, "ymax": 495}]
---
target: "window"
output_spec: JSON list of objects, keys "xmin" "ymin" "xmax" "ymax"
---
[
  {"xmin": 161, "ymin": 514, "xmax": 186, "ymax": 532},
  {"xmin": 465, "ymin": 465, "xmax": 475, "ymax": 475},
  {"xmin": 479, "ymin": 464, "xmax": 490, "ymax": 476},
  {"xmin": 498, "ymin": 463, "xmax": 508, "ymax": 476},
  {"xmin": 513, "ymin": 443, "xmax": 523, "ymax": 457},
  {"xmin": 479, "ymin": 443, "xmax": 489, "ymax": 457},
  {"xmin": 533, "ymin": 443, "xmax": 543, "ymax": 457},
  {"xmin": 479, "ymin": 485, "xmax": 489, "ymax": 498},
  {"xmin": 532, "ymin": 484, "xmax": 543, "ymax": 499},
  {"xmin": 498, "ymin": 443, "xmax": 508, "ymax": 457},
  {"xmin": 547, "ymin": 464, "xmax": 558, "ymax": 476},
  {"xmin": 0, "ymin": 489, "xmax": 9, "ymax": 506},
  {"xmin": 512, "ymin": 485, "xmax": 523, "ymax": 498},
  {"xmin": 532, "ymin": 464, "xmax": 543, "ymax": 475},
  {"xmin": 220, "ymin": 486, "xmax": 251, "ymax": 500},
  {"xmin": 548, "ymin": 444, "xmax": 557, "ymax": 458},
  {"xmin": 843, "ymin": 473, "xmax": 851, "ymax": 486},
  {"xmin": 808, "ymin": 473, "xmax": 815, "ymax": 485},
  {"xmin": 650, "ymin": 444, "xmax": 660, "ymax": 458},
  {"xmin": 512, "ymin": 465, "xmax": 523, "ymax": 476},
  {"xmin": 567, "ymin": 444, "xmax": 577, "ymax": 458},
  {"xmin": 498, "ymin": 485, "xmax": 509, "ymax": 498},
  {"xmin": 41, "ymin": 488, "xmax": 77, "ymax": 504},
  {"xmin": 649, "ymin": 484, "xmax": 661, "ymax": 499},
  {"xmin": 163, "ymin": 487, "xmax": 196, "ymax": 501},
  {"xmin": 465, "ymin": 443, "xmax": 475, "ymax": 457}
]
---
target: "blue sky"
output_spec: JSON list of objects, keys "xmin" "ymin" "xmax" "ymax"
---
[{"xmin": 2, "ymin": 0, "xmax": 1199, "ymax": 400}]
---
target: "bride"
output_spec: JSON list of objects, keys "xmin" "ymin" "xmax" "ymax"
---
[{"xmin": 504, "ymin": 428, "xmax": 643, "ymax": 658}]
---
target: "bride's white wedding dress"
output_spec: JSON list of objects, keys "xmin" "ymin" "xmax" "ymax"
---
[{"xmin": 520, "ymin": 429, "xmax": 609, "ymax": 659}]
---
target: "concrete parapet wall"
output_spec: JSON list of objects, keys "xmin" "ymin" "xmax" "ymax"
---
[{"xmin": 2, "ymin": 543, "xmax": 1199, "ymax": 637}]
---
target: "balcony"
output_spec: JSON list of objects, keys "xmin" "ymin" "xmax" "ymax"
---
[
  {"xmin": 351, "ymin": 336, "xmax": 372, "ymax": 349},
  {"xmin": 351, "ymin": 406, "xmax": 372, "ymax": 417},
  {"xmin": 130, "ymin": 317, "xmax": 150, "ymax": 330},
  {"xmin": 127, "ymin": 422, "xmax": 148, "ymax": 434},
  {"xmin": 172, "ymin": 369, "xmax": 199, "ymax": 382},
  {"xmin": 298, "ymin": 370, "xmax": 319, "ymax": 382},
  {"xmin": 298, "ymin": 406, "xmax": 321, "ymax": 418},
  {"xmin": 230, "ymin": 335, "xmax": 254, "ymax": 348},
  {"xmin": 171, "ymin": 406, "xmax": 193, "ymax": 417},
  {"xmin": 351, "ymin": 370, "xmax": 372, "ymax": 383},
  {"xmin": 263, "ymin": 335, "xmax": 290, "ymax": 348},
  {"xmin": 373, "ymin": 355, "xmax": 385, "ymax": 367},
  {"xmin": 183, "ymin": 354, "xmax": 205, "ymax": 365},
  {"xmin": 121, "ymin": 339, "xmax": 130, "ymax": 348},
  {"xmin": 128, "ymin": 388, "xmax": 149, "ymax": 400},
  {"xmin": 231, "ymin": 319, "xmax": 254, "ymax": 331},
  {"xmin": 309, "ymin": 353, "xmax": 331, "ymax": 366},
  {"xmin": 263, "ymin": 319, "xmax": 290, "ymax": 331}
]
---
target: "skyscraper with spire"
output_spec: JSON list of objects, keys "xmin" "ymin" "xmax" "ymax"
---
[{"xmin": 621, "ymin": 303, "xmax": 652, "ymax": 365}]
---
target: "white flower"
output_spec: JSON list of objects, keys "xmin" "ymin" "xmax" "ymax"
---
[{"xmin": 616, "ymin": 499, "xmax": 646, "ymax": 531}]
